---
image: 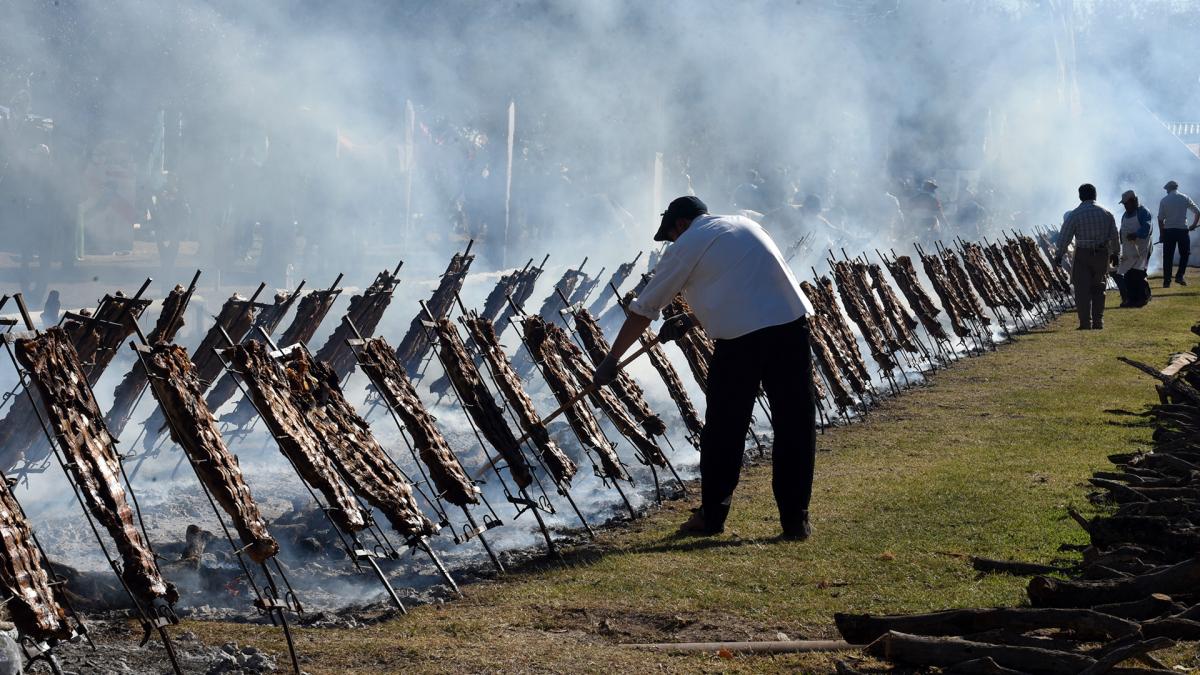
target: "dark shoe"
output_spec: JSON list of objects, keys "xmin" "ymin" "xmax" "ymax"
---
[
  {"xmin": 779, "ymin": 518, "xmax": 812, "ymax": 542},
  {"xmin": 1091, "ymin": 324, "xmax": 1103, "ymax": 330},
  {"xmin": 1176, "ymin": 277, "xmax": 1188, "ymax": 286},
  {"xmin": 1118, "ymin": 302, "xmax": 1132, "ymax": 308},
  {"xmin": 1164, "ymin": 280, "xmax": 1172, "ymax": 288},
  {"xmin": 1076, "ymin": 325, "xmax": 1091, "ymax": 331},
  {"xmin": 678, "ymin": 508, "xmax": 723, "ymax": 536}
]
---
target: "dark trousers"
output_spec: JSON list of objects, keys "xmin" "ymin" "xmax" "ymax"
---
[
  {"xmin": 699, "ymin": 317, "xmax": 816, "ymax": 532},
  {"xmin": 1163, "ymin": 229, "xmax": 1191, "ymax": 282},
  {"xmin": 1072, "ymin": 248, "xmax": 1109, "ymax": 328},
  {"xmin": 1126, "ymin": 268, "xmax": 1151, "ymax": 306}
]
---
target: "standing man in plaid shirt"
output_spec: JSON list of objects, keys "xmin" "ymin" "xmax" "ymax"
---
[{"xmin": 1054, "ymin": 183, "xmax": 1119, "ymax": 330}]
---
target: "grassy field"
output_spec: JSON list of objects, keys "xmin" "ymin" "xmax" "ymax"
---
[{"xmin": 188, "ymin": 276, "xmax": 1200, "ymax": 673}]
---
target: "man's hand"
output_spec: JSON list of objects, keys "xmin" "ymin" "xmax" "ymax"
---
[
  {"xmin": 593, "ymin": 353, "xmax": 619, "ymax": 388},
  {"xmin": 656, "ymin": 313, "xmax": 694, "ymax": 343},
  {"xmin": 1109, "ymin": 254, "xmax": 1120, "ymax": 267}
]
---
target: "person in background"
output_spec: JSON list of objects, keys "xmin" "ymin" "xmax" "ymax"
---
[
  {"xmin": 595, "ymin": 196, "xmax": 817, "ymax": 540},
  {"xmin": 955, "ymin": 185, "xmax": 990, "ymax": 240},
  {"xmin": 907, "ymin": 178, "xmax": 945, "ymax": 241},
  {"xmin": 41, "ymin": 290, "xmax": 61, "ymax": 328},
  {"xmin": 1054, "ymin": 183, "xmax": 1119, "ymax": 330},
  {"xmin": 1157, "ymin": 180, "xmax": 1200, "ymax": 287},
  {"xmin": 1114, "ymin": 190, "xmax": 1152, "ymax": 308}
]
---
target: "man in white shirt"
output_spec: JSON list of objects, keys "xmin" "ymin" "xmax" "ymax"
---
[
  {"xmin": 1157, "ymin": 180, "xmax": 1200, "ymax": 287},
  {"xmin": 594, "ymin": 196, "xmax": 816, "ymax": 539}
]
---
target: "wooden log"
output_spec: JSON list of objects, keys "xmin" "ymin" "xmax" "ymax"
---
[
  {"xmin": 181, "ymin": 524, "xmax": 214, "ymax": 564},
  {"xmin": 1078, "ymin": 636, "xmax": 1174, "ymax": 675},
  {"xmin": 835, "ymin": 607, "xmax": 1137, "ymax": 644},
  {"xmin": 1091, "ymin": 593, "xmax": 1182, "ymax": 621},
  {"xmin": 866, "ymin": 631, "xmax": 1095, "ymax": 675},
  {"xmin": 1081, "ymin": 558, "xmax": 1156, "ymax": 579},
  {"xmin": 1160, "ymin": 352, "xmax": 1197, "ymax": 378},
  {"xmin": 1028, "ymin": 557, "xmax": 1200, "ymax": 608},
  {"xmin": 1113, "ymin": 499, "xmax": 1200, "ymax": 518},
  {"xmin": 1119, "ymin": 356, "xmax": 1200, "ymax": 406},
  {"xmin": 1087, "ymin": 515, "xmax": 1200, "ymax": 553},
  {"xmin": 960, "ymin": 629, "xmax": 1086, "ymax": 654},
  {"xmin": 622, "ymin": 639, "xmax": 856, "ymax": 654},
  {"xmin": 945, "ymin": 657, "xmax": 1029, "ymax": 675},
  {"xmin": 1088, "ymin": 478, "xmax": 1150, "ymax": 503},
  {"xmin": 1140, "ymin": 616, "xmax": 1200, "ymax": 640},
  {"xmin": 971, "ymin": 557, "xmax": 1066, "ymax": 576}
]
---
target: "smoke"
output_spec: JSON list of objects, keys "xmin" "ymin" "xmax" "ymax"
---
[{"xmin": 2, "ymin": 0, "xmax": 1199, "ymax": 288}]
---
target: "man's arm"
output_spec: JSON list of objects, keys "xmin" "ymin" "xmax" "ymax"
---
[
  {"xmin": 1189, "ymin": 198, "xmax": 1200, "ymax": 230},
  {"xmin": 606, "ymin": 314, "xmax": 652, "ymax": 365},
  {"xmin": 1054, "ymin": 216, "xmax": 1076, "ymax": 264},
  {"xmin": 593, "ymin": 238, "xmax": 702, "ymax": 384},
  {"xmin": 1107, "ymin": 212, "xmax": 1120, "ymax": 265}
]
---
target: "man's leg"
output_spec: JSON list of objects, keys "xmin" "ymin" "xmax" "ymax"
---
[
  {"xmin": 761, "ymin": 319, "xmax": 817, "ymax": 536},
  {"xmin": 1163, "ymin": 233, "xmax": 1177, "ymax": 286},
  {"xmin": 1071, "ymin": 252, "xmax": 1093, "ymax": 328},
  {"xmin": 1111, "ymin": 272, "xmax": 1127, "ymax": 306},
  {"xmin": 1177, "ymin": 231, "xmax": 1190, "ymax": 282},
  {"xmin": 696, "ymin": 333, "xmax": 763, "ymax": 531},
  {"xmin": 1090, "ymin": 252, "xmax": 1107, "ymax": 328}
]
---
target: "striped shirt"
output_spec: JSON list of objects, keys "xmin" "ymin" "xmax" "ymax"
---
[{"xmin": 1056, "ymin": 201, "xmax": 1118, "ymax": 261}]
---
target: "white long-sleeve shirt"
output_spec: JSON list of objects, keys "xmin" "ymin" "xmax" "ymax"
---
[{"xmin": 629, "ymin": 214, "xmax": 812, "ymax": 339}]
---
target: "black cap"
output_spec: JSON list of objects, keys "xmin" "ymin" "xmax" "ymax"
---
[{"xmin": 654, "ymin": 195, "xmax": 708, "ymax": 242}]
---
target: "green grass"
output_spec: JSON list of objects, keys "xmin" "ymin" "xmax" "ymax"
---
[{"xmin": 187, "ymin": 277, "xmax": 1200, "ymax": 673}]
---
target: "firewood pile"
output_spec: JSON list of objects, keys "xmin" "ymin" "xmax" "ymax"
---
[{"xmin": 833, "ymin": 330, "xmax": 1200, "ymax": 673}]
